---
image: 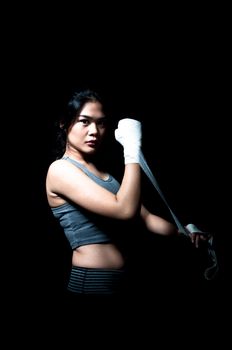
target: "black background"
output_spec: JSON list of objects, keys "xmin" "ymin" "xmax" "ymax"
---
[{"xmin": 4, "ymin": 4, "xmax": 230, "ymax": 338}]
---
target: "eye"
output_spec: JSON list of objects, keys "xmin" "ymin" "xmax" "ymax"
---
[
  {"xmin": 97, "ymin": 119, "xmax": 107, "ymax": 127},
  {"xmin": 79, "ymin": 119, "xmax": 90, "ymax": 125}
]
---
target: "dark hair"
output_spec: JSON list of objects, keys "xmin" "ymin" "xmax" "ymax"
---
[{"xmin": 53, "ymin": 89, "xmax": 105, "ymax": 159}]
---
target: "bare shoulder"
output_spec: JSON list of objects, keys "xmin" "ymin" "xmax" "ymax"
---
[
  {"xmin": 47, "ymin": 159, "xmax": 77, "ymax": 176},
  {"xmin": 48, "ymin": 159, "xmax": 68, "ymax": 172},
  {"xmin": 46, "ymin": 159, "xmax": 80, "ymax": 188},
  {"xmin": 46, "ymin": 158, "xmax": 85, "ymax": 195}
]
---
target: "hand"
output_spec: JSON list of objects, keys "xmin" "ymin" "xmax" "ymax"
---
[
  {"xmin": 115, "ymin": 118, "xmax": 142, "ymax": 164},
  {"xmin": 185, "ymin": 223, "xmax": 211, "ymax": 248}
]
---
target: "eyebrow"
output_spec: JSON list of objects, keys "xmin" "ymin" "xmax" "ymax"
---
[{"xmin": 78, "ymin": 115, "xmax": 106, "ymax": 121}]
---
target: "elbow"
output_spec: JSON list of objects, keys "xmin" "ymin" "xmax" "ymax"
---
[{"xmin": 118, "ymin": 206, "xmax": 140, "ymax": 220}]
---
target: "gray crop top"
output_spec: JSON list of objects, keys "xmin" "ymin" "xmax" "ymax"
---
[{"xmin": 51, "ymin": 156, "xmax": 121, "ymax": 249}]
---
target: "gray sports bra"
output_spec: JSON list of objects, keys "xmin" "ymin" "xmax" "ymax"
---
[{"xmin": 51, "ymin": 156, "xmax": 121, "ymax": 249}]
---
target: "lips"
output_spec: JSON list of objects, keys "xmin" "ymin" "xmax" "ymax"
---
[{"xmin": 86, "ymin": 140, "xmax": 98, "ymax": 147}]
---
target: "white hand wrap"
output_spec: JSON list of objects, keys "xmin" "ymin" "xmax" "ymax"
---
[
  {"xmin": 185, "ymin": 223, "xmax": 203, "ymax": 234},
  {"xmin": 115, "ymin": 118, "xmax": 142, "ymax": 164}
]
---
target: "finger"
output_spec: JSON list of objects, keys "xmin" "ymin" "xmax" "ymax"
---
[
  {"xmin": 200, "ymin": 234, "xmax": 207, "ymax": 240},
  {"xmin": 190, "ymin": 233, "xmax": 195, "ymax": 244}
]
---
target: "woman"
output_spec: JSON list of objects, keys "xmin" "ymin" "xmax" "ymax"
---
[{"xmin": 46, "ymin": 89, "xmax": 204, "ymax": 298}]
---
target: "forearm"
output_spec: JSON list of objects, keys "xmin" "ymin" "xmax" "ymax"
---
[
  {"xmin": 147, "ymin": 216, "xmax": 177, "ymax": 236},
  {"xmin": 114, "ymin": 118, "xmax": 142, "ymax": 219},
  {"xmin": 141, "ymin": 206, "xmax": 178, "ymax": 236},
  {"xmin": 116, "ymin": 163, "xmax": 141, "ymax": 219}
]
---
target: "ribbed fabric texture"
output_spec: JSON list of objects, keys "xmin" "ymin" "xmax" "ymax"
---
[{"xmin": 67, "ymin": 266, "xmax": 125, "ymax": 295}]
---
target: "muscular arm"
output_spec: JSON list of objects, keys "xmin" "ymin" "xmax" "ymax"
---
[
  {"xmin": 140, "ymin": 205, "xmax": 178, "ymax": 236},
  {"xmin": 46, "ymin": 159, "xmax": 141, "ymax": 220}
]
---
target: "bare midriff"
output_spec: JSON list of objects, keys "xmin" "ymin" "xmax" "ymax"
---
[{"xmin": 72, "ymin": 243, "xmax": 125, "ymax": 269}]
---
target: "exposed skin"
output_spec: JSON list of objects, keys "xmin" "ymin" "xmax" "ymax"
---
[{"xmin": 46, "ymin": 101, "xmax": 205, "ymax": 269}]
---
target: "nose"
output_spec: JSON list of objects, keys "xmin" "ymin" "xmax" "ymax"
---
[{"xmin": 88, "ymin": 122, "xmax": 98, "ymax": 135}]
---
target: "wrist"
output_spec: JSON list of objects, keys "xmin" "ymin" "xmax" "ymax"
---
[
  {"xmin": 123, "ymin": 146, "xmax": 141, "ymax": 164},
  {"xmin": 185, "ymin": 223, "xmax": 203, "ymax": 234}
]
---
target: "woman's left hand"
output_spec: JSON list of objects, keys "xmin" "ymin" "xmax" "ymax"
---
[{"xmin": 185, "ymin": 223, "xmax": 211, "ymax": 248}]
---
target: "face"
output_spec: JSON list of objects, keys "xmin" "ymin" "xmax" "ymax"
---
[{"xmin": 66, "ymin": 101, "xmax": 107, "ymax": 156}]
